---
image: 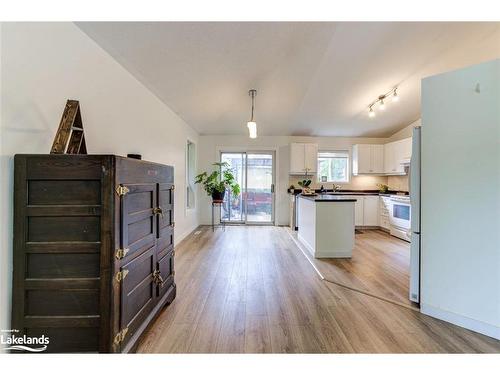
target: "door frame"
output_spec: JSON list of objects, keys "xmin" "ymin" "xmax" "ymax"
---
[{"xmin": 217, "ymin": 146, "xmax": 278, "ymax": 225}]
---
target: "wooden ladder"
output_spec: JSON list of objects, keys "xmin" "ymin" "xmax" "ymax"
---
[{"xmin": 50, "ymin": 99, "xmax": 87, "ymax": 154}]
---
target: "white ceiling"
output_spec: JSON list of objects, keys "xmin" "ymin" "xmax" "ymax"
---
[{"xmin": 77, "ymin": 22, "xmax": 500, "ymax": 137}]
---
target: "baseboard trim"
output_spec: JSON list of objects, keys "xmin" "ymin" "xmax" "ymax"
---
[{"xmin": 421, "ymin": 303, "xmax": 500, "ymax": 340}]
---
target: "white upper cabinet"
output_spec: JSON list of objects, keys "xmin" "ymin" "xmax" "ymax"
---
[
  {"xmin": 384, "ymin": 137, "xmax": 412, "ymax": 175},
  {"xmin": 290, "ymin": 143, "xmax": 318, "ymax": 174},
  {"xmin": 352, "ymin": 144, "xmax": 384, "ymax": 175}
]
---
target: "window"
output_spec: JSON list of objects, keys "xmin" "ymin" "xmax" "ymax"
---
[
  {"xmin": 186, "ymin": 140, "xmax": 196, "ymax": 209},
  {"xmin": 317, "ymin": 151, "xmax": 350, "ymax": 183}
]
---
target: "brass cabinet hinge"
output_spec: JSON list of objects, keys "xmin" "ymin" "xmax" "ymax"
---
[
  {"xmin": 115, "ymin": 185, "xmax": 130, "ymax": 196},
  {"xmin": 152, "ymin": 269, "xmax": 165, "ymax": 286},
  {"xmin": 172, "ymin": 270, "xmax": 176, "ymax": 277},
  {"xmin": 170, "ymin": 222, "xmax": 175, "ymax": 228},
  {"xmin": 115, "ymin": 269, "xmax": 129, "ymax": 282},
  {"xmin": 153, "ymin": 207, "xmax": 164, "ymax": 218},
  {"xmin": 115, "ymin": 248, "xmax": 129, "ymax": 260},
  {"xmin": 170, "ymin": 185, "xmax": 175, "ymax": 191},
  {"xmin": 113, "ymin": 327, "xmax": 129, "ymax": 347}
]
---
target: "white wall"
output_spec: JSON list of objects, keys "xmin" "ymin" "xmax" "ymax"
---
[
  {"xmin": 197, "ymin": 135, "xmax": 389, "ymax": 225},
  {"xmin": 421, "ymin": 59, "xmax": 500, "ymax": 339},
  {"xmin": 0, "ymin": 23, "xmax": 199, "ymax": 331}
]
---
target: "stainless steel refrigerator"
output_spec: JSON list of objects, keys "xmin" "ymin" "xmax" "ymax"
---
[{"xmin": 409, "ymin": 126, "xmax": 421, "ymax": 303}]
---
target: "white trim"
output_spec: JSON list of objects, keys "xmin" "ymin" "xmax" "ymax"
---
[
  {"xmin": 317, "ymin": 149, "xmax": 351, "ymax": 183},
  {"xmin": 421, "ymin": 303, "xmax": 500, "ymax": 340},
  {"xmin": 216, "ymin": 146, "xmax": 279, "ymax": 226},
  {"xmin": 185, "ymin": 138, "xmax": 197, "ymax": 215},
  {"xmin": 297, "ymin": 233, "xmax": 315, "ymax": 256},
  {"xmin": 288, "ymin": 231, "xmax": 325, "ymax": 280}
]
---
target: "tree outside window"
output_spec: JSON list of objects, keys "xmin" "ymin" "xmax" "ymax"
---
[{"xmin": 317, "ymin": 151, "xmax": 349, "ymax": 183}]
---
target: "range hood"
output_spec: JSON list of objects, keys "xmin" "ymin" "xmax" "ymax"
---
[{"xmin": 400, "ymin": 157, "xmax": 411, "ymax": 166}]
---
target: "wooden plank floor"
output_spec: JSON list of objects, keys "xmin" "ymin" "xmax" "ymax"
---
[
  {"xmin": 290, "ymin": 228, "xmax": 416, "ymax": 307},
  {"xmin": 137, "ymin": 226, "xmax": 500, "ymax": 353}
]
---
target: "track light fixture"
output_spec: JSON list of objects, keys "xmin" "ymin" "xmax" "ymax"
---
[{"xmin": 367, "ymin": 87, "xmax": 399, "ymax": 118}]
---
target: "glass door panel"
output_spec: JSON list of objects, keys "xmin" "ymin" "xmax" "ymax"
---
[
  {"xmin": 220, "ymin": 153, "xmax": 245, "ymax": 222},
  {"xmin": 246, "ymin": 153, "xmax": 274, "ymax": 223}
]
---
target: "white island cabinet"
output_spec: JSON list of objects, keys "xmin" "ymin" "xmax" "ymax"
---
[{"xmin": 297, "ymin": 195, "xmax": 356, "ymax": 258}]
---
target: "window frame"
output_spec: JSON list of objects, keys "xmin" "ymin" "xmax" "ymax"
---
[
  {"xmin": 185, "ymin": 139, "xmax": 196, "ymax": 211},
  {"xmin": 316, "ymin": 150, "xmax": 351, "ymax": 184}
]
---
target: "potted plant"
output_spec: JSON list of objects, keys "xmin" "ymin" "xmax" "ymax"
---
[
  {"xmin": 298, "ymin": 178, "xmax": 315, "ymax": 195},
  {"xmin": 195, "ymin": 162, "xmax": 241, "ymax": 202}
]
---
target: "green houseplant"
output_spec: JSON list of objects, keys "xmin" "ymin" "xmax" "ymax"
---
[{"xmin": 195, "ymin": 162, "xmax": 241, "ymax": 202}]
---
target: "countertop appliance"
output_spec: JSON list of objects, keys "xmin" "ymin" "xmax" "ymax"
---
[{"xmin": 409, "ymin": 126, "xmax": 421, "ymax": 303}]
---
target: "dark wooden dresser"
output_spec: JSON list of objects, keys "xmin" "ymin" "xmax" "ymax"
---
[{"xmin": 12, "ymin": 155, "xmax": 176, "ymax": 353}]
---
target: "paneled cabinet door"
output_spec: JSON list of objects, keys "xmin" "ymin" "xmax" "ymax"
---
[
  {"xmin": 304, "ymin": 143, "xmax": 318, "ymax": 174},
  {"xmin": 384, "ymin": 142, "xmax": 397, "ymax": 174},
  {"xmin": 157, "ymin": 183, "xmax": 174, "ymax": 254},
  {"xmin": 363, "ymin": 196, "xmax": 379, "ymax": 226},
  {"xmin": 290, "ymin": 143, "xmax": 305, "ymax": 174},
  {"xmin": 120, "ymin": 183, "xmax": 157, "ymax": 259},
  {"xmin": 371, "ymin": 145, "xmax": 385, "ymax": 173},
  {"xmin": 354, "ymin": 145, "xmax": 372, "ymax": 174},
  {"xmin": 118, "ymin": 245, "xmax": 156, "ymax": 351},
  {"xmin": 156, "ymin": 182, "xmax": 175, "ymax": 299}
]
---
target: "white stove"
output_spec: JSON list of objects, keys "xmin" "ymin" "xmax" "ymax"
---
[{"xmin": 389, "ymin": 195, "xmax": 411, "ymax": 241}]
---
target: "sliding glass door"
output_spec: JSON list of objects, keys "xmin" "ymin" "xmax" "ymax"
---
[{"xmin": 220, "ymin": 151, "xmax": 275, "ymax": 224}]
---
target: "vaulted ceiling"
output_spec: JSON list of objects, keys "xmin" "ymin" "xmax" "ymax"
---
[{"xmin": 77, "ymin": 22, "xmax": 500, "ymax": 137}]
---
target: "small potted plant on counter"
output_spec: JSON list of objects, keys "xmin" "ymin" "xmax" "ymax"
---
[
  {"xmin": 298, "ymin": 178, "xmax": 316, "ymax": 196},
  {"xmin": 377, "ymin": 183, "xmax": 389, "ymax": 194},
  {"xmin": 195, "ymin": 162, "xmax": 241, "ymax": 202}
]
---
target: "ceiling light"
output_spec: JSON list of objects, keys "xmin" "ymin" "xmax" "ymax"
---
[
  {"xmin": 247, "ymin": 89, "xmax": 257, "ymax": 139},
  {"xmin": 367, "ymin": 87, "xmax": 399, "ymax": 117},
  {"xmin": 392, "ymin": 88, "xmax": 399, "ymax": 102},
  {"xmin": 247, "ymin": 121, "xmax": 257, "ymax": 138}
]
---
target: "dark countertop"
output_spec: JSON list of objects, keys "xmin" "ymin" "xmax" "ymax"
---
[
  {"xmin": 298, "ymin": 194, "xmax": 357, "ymax": 202},
  {"xmin": 288, "ymin": 188, "xmax": 408, "ymax": 196}
]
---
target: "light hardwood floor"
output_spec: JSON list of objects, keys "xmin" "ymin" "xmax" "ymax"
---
[
  {"xmin": 137, "ymin": 226, "xmax": 500, "ymax": 353},
  {"xmin": 290, "ymin": 228, "xmax": 416, "ymax": 307}
]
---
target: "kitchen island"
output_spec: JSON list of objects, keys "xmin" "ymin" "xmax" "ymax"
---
[{"xmin": 297, "ymin": 194, "xmax": 357, "ymax": 258}]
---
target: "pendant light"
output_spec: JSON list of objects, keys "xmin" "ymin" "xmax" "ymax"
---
[{"xmin": 247, "ymin": 89, "xmax": 257, "ymax": 139}]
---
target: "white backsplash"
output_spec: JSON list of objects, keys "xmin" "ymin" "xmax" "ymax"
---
[
  {"xmin": 289, "ymin": 175, "xmax": 388, "ymax": 191},
  {"xmin": 388, "ymin": 175, "xmax": 409, "ymax": 192}
]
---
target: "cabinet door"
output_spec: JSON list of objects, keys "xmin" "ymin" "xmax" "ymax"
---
[
  {"xmin": 157, "ymin": 183, "xmax": 174, "ymax": 256},
  {"xmin": 371, "ymin": 145, "xmax": 385, "ymax": 173},
  {"xmin": 120, "ymin": 183, "xmax": 157, "ymax": 259},
  {"xmin": 347, "ymin": 196, "xmax": 364, "ymax": 226},
  {"xmin": 355, "ymin": 145, "xmax": 372, "ymax": 174},
  {"xmin": 363, "ymin": 196, "xmax": 379, "ymax": 226},
  {"xmin": 304, "ymin": 144, "xmax": 318, "ymax": 173},
  {"xmin": 118, "ymin": 245, "xmax": 156, "ymax": 350},
  {"xmin": 384, "ymin": 142, "xmax": 397, "ymax": 174},
  {"xmin": 156, "ymin": 182, "xmax": 175, "ymax": 298},
  {"xmin": 393, "ymin": 140, "xmax": 406, "ymax": 173},
  {"xmin": 157, "ymin": 250, "xmax": 175, "ymax": 299},
  {"xmin": 290, "ymin": 143, "xmax": 305, "ymax": 174}
]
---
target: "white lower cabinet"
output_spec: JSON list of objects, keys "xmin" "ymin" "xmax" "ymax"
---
[
  {"xmin": 379, "ymin": 196, "xmax": 392, "ymax": 230},
  {"xmin": 345, "ymin": 195, "xmax": 379, "ymax": 227},
  {"xmin": 363, "ymin": 196, "xmax": 379, "ymax": 226}
]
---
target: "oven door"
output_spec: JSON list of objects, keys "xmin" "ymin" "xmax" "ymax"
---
[{"xmin": 390, "ymin": 200, "xmax": 411, "ymax": 229}]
